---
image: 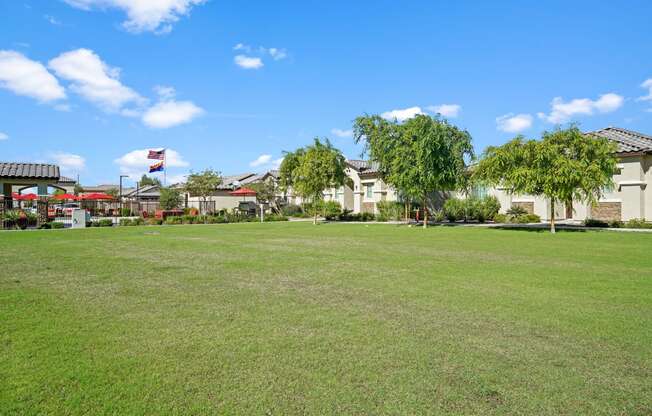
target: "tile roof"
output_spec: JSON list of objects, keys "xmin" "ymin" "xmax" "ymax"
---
[
  {"xmin": 346, "ymin": 159, "xmax": 380, "ymax": 174},
  {"xmin": 0, "ymin": 162, "xmax": 60, "ymax": 180},
  {"xmin": 217, "ymin": 173, "xmax": 257, "ymax": 190},
  {"xmin": 589, "ymin": 127, "xmax": 652, "ymax": 154}
]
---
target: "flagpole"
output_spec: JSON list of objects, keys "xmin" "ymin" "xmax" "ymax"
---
[{"xmin": 164, "ymin": 149, "xmax": 167, "ymax": 186}]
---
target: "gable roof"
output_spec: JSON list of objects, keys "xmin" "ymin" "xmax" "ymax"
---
[
  {"xmin": 217, "ymin": 173, "xmax": 258, "ymax": 190},
  {"xmin": 0, "ymin": 162, "xmax": 60, "ymax": 180},
  {"xmin": 589, "ymin": 127, "xmax": 652, "ymax": 155},
  {"xmin": 123, "ymin": 184, "xmax": 160, "ymax": 198}
]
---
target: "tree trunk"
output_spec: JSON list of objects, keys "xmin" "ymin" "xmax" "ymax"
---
[
  {"xmin": 313, "ymin": 211, "xmax": 317, "ymax": 225},
  {"xmin": 422, "ymin": 196, "xmax": 428, "ymax": 229},
  {"xmin": 404, "ymin": 202, "xmax": 408, "ymax": 223},
  {"xmin": 550, "ymin": 198, "xmax": 556, "ymax": 234}
]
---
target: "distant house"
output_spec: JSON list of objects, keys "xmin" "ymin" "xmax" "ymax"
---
[
  {"xmin": 185, "ymin": 172, "xmax": 259, "ymax": 213},
  {"xmin": 482, "ymin": 127, "xmax": 652, "ymax": 222}
]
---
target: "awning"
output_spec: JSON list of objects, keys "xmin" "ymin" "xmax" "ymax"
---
[{"xmin": 229, "ymin": 187, "xmax": 257, "ymax": 197}]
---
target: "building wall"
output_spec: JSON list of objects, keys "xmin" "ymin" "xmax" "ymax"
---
[{"xmin": 186, "ymin": 190, "xmax": 256, "ymax": 212}]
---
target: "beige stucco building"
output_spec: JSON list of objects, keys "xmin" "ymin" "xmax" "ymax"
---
[{"xmin": 486, "ymin": 127, "xmax": 652, "ymax": 222}]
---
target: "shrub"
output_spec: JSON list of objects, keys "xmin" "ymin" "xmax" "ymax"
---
[
  {"xmin": 132, "ymin": 217, "xmax": 144, "ymax": 226},
  {"xmin": 120, "ymin": 208, "xmax": 132, "ymax": 217},
  {"xmin": 321, "ymin": 201, "xmax": 342, "ymax": 220},
  {"xmin": 165, "ymin": 216, "xmax": 183, "ymax": 225},
  {"xmin": 584, "ymin": 218, "xmax": 609, "ymax": 228},
  {"xmin": 98, "ymin": 219, "xmax": 113, "ymax": 227},
  {"xmin": 377, "ymin": 201, "xmax": 403, "ymax": 222},
  {"xmin": 281, "ymin": 204, "xmax": 303, "ymax": 217},
  {"xmin": 181, "ymin": 215, "xmax": 197, "ymax": 224},
  {"xmin": 431, "ymin": 209, "xmax": 445, "ymax": 223},
  {"xmin": 51, "ymin": 221, "xmax": 65, "ymax": 229},
  {"xmin": 443, "ymin": 198, "xmax": 465, "ymax": 222},
  {"xmin": 119, "ymin": 218, "xmax": 133, "ymax": 226},
  {"xmin": 609, "ymin": 220, "xmax": 623, "ymax": 228},
  {"xmin": 513, "ymin": 214, "xmax": 541, "ymax": 224},
  {"xmin": 506, "ymin": 205, "xmax": 528, "ymax": 218},
  {"xmin": 479, "ymin": 196, "xmax": 501, "ymax": 222},
  {"xmin": 39, "ymin": 222, "xmax": 52, "ymax": 229},
  {"xmin": 493, "ymin": 213, "xmax": 508, "ymax": 223},
  {"xmin": 624, "ymin": 218, "xmax": 652, "ymax": 229},
  {"xmin": 146, "ymin": 218, "xmax": 163, "ymax": 226}
]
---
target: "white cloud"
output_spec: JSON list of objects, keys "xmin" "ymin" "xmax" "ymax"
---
[
  {"xmin": 538, "ymin": 93, "xmax": 624, "ymax": 124},
  {"xmin": 63, "ymin": 0, "xmax": 207, "ymax": 34},
  {"xmin": 49, "ymin": 48, "xmax": 145, "ymax": 113},
  {"xmin": 272, "ymin": 157, "xmax": 283, "ymax": 169},
  {"xmin": 496, "ymin": 113, "xmax": 533, "ymax": 133},
  {"xmin": 250, "ymin": 154, "xmax": 272, "ymax": 167},
  {"xmin": 142, "ymin": 99, "xmax": 203, "ymax": 128},
  {"xmin": 45, "ymin": 15, "xmax": 63, "ymax": 25},
  {"xmin": 114, "ymin": 148, "xmax": 188, "ymax": 178},
  {"xmin": 0, "ymin": 132, "xmax": 8, "ymax": 141},
  {"xmin": 638, "ymin": 78, "xmax": 652, "ymax": 103},
  {"xmin": 267, "ymin": 48, "xmax": 288, "ymax": 61},
  {"xmin": 234, "ymin": 55, "xmax": 264, "ymax": 69},
  {"xmin": 50, "ymin": 152, "xmax": 86, "ymax": 174},
  {"xmin": 331, "ymin": 128, "xmax": 353, "ymax": 138},
  {"xmin": 154, "ymin": 84, "xmax": 175, "ymax": 100},
  {"xmin": 0, "ymin": 50, "xmax": 66, "ymax": 102},
  {"xmin": 427, "ymin": 104, "xmax": 461, "ymax": 118},
  {"xmin": 381, "ymin": 106, "xmax": 424, "ymax": 122}
]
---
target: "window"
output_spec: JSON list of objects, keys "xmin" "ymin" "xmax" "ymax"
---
[
  {"xmin": 471, "ymin": 185, "xmax": 487, "ymax": 199},
  {"xmin": 335, "ymin": 187, "xmax": 343, "ymax": 199},
  {"xmin": 364, "ymin": 183, "xmax": 373, "ymax": 199}
]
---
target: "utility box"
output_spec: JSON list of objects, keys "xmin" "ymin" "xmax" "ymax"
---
[{"xmin": 71, "ymin": 209, "xmax": 87, "ymax": 229}]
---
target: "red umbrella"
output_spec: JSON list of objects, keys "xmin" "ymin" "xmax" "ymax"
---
[
  {"xmin": 81, "ymin": 192, "xmax": 115, "ymax": 200},
  {"xmin": 17, "ymin": 193, "xmax": 38, "ymax": 201},
  {"xmin": 52, "ymin": 193, "xmax": 79, "ymax": 201},
  {"xmin": 229, "ymin": 187, "xmax": 257, "ymax": 197}
]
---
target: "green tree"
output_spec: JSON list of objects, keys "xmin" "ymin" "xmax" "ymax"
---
[
  {"xmin": 105, "ymin": 187, "xmax": 119, "ymax": 198},
  {"xmin": 159, "ymin": 187, "xmax": 182, "ymax": 210},
  {"xmin": 474, "ymin": 125, "xmax": 618, "ymax": 233},
  {"xmin": 184, "ymin": 169, "xmax": 222, "ymax": 211},
  {"xmin": 139, "ymin": 174, "xmax": 162, "ymax": 187},
  {"xmin": 279, "ymin": 138, "xmax": 346, "ymax": 224},
  {"xmin": 354, "ymin": 114, "xmax": 474, "ymax": 228},
  {"xmin": 248, "ymin": 179, "xmax": 280, "ymax": 214}
]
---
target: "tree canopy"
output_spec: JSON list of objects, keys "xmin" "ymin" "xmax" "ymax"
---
[
  {"xmin": 474, "ymin": 125, "xmax": 618, "ymax": 233},
  {"xmin": 184, "ymin": 169, "xmax": 222, "ymax": 203},
  {"xmin": 139, "ymin": 174, "xmax": 161, "ymax": 187},
  {"xmin": 159, "ymin": 187, "xmax": 182, "ymax": 210},
  {"xmin": 354, "ymin": 114, "xmax": 474, "ymax": 227},
  {"xmin": 279, "ymin": 138, "xmax": 347, "ymax": 224}
]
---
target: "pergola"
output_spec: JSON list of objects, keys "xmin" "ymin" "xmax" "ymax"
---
[{"xmin": 0, "ymin": 162, "xmax": 61, "ymax": 226}]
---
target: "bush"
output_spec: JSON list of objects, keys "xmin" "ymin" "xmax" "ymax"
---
[
  {"xmin": 146, "ymin": 218, "xmax": 163, "ymax": 226},
  {"xmin": 506, "ymin": 205, "xmax": 528, "ymax": 218},
  {"xmin": 624, "ymin": 218, "xmax": 652, "ymax": 229},
  {"xmin": 265, "ymin": 214, "xmax": 289, "ymax": 222},
  {"xmin": 479, "ymin": 196, "xmax": 501, "ymax": 222},
  {"xmin": 281, "ymin": 204, "xmax": 303, "ymax": 217},
  {"xmin": 584, "ymin": 218, "xmax": 609, "ymax": 228},
  {"xmin": 443, "ymin": 198, "xmax": 465, "ymax": 222},
  {"xmin": 97, "ymin": 219, "xmax": 113, "ymax": 227},
  {"xmin": 51, "ymin": 221, "xmax": 65, "ymax": 229},
  {"xmin": 321, "ymin": 201, "xmax": 342, "ymax": 220},
  {"xmin": 120, "ymin": 207, "xmax": 132, "ymax": 217},
  {"xmin": 132, "ymin": 217, "xmax": 144, "ymax": 226},
  {"xmin": 181, "ymin": 215, "xmax": 197, "ymax": 224},
  {"xmin": 609, "ymin": 220, "xmax": 623, "ymax": 228},
  {"xmin": 493, "ymin": 213, "xmax": 508, "ymax": 223},
  {"xmin": 39, "ymin": 222, "xmax": 52, "ymax": 229},
  {"xmin": 377, "ymin": 201, "xmax": 403, "ymax": 222},
  {"xmin": 513, "ymin": 214, "xmax": 541, "ymax": 224},
  {"xmin": 165, "ymin": 216, "xmax": 183, "ymax": 225},
  {"xmin": 119, "ymin": 218, "xmax": 133, "ymax": 226},
  {"xmin": 431, "ymin": 209, "xmax": 445, "ymax": 223}
]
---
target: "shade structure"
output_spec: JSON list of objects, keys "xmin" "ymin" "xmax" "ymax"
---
[
  {"xmin": 229, "ymin": 187, "xmax": 257, "ymax": 197},
  {"xmin": 81, "ymin": 192, "xmax": 115, "ymax": 200},
  {"xmin": 52, "ymin": 193, "xmax": 79, "ymax": 201}
]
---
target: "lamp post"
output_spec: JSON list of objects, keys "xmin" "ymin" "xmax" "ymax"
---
[{"xmin": 119, "ymin": 175, "xmax": 128, "ymax": 212}]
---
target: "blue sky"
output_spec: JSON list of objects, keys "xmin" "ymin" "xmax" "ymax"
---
[{"xmin": 1, "ymin": 1, "xmax": 652, "ymax": 186}]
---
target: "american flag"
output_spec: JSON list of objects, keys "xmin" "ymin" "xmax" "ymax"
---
[{"xmin": 147, "ymin": 149, "xmax": 165, "ymax": 160}]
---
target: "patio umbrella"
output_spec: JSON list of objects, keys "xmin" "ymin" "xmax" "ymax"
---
[
  {"xmin": 17, "ymin": 193, "xmax": 38, "ymax": 201},
  {"xmin": 81, "ymin": 192, "xmax": 115, "ymax": 200},
  {"xmin": 229, "ymin": 187, "xmax": 257, "ymax": 197},
  {"xmin": 52, "ymin": 193, "xmax": 79, "ymax": 201}
]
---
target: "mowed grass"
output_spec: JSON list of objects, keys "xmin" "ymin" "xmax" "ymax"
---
[{"xmin": 1, "ymin": 223, "xmax": 651, "ymax": 415}]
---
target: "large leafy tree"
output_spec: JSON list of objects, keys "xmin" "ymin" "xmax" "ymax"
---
[
  {"xmin": 248, "ymin": 179, "xmax": 280, "ymax": 214},
  {"xmin": 354, "ymin": 114, "xmax": 474, "ymax": 228},
  {"xmin": 279, "ymin": 138, "xmax": 347, "ymax": 224},
  {"xmin": 474, "ymin": 126, "xmax": 618, "ymax": 233},
  {"xmin": 159, "ymin": 187, "xmax": 182, "ymax": 210},
  {"xmin": 184, "ymin": 169, "xmax": 222, "ymax": 209}
]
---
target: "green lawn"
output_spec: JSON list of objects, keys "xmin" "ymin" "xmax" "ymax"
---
[{"xmin": 1, "ymin": 223, "xmax": 651, "ymax": 415}]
